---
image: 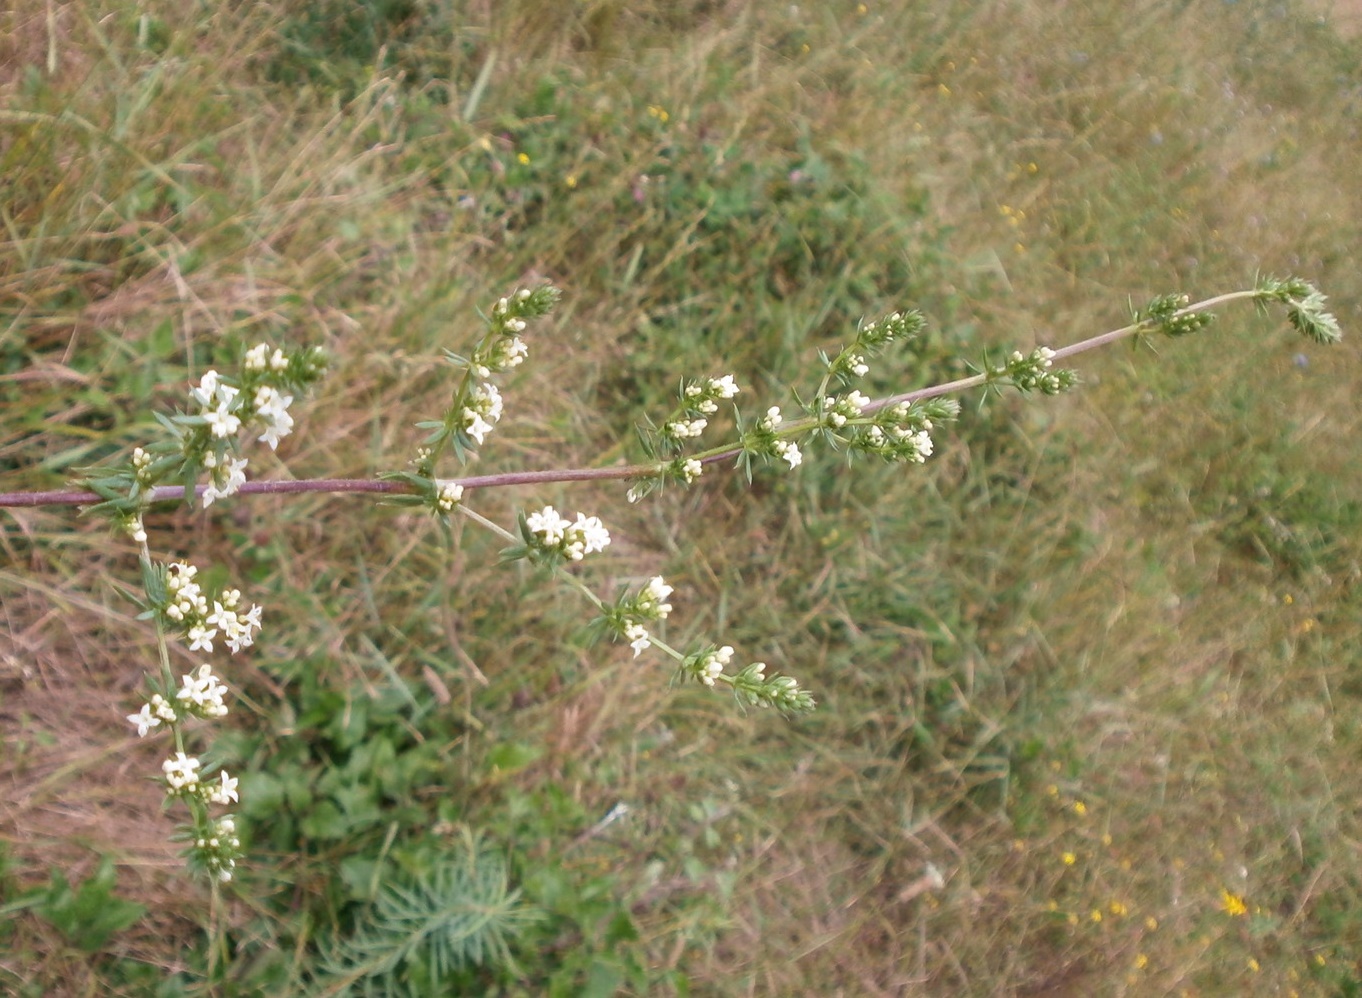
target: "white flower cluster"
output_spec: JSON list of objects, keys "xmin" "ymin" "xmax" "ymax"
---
[
  {"xmin": 186, "ymin": 356, "xmax": 298, "ymax": 506},
  {"xmin": 244, "ymin": 342, "xmax": 289, "ymax": 374},
  {"xmin": 665, "ymin": 416, "xmax": 707, "ymax": 441},
  {"xmin": 855, "ymin": 401, "xmax": 936, "ymax": 464},
  {"xmin": 176, "ymin": 663, "xmax": 229, "ymax": 719},
  {"xmin": 525, "ymin": 505, "xmax": 611, "ymax": 561},
  {"xmin": 757, "ymin": 406, "xmax": 803, "ymax": 469},
  {"xmin": 163, "ymin": 751, "xmax": 201, "ymax": 791},
  {"xmin": 162, "ymin": 562, "xmax": 263, "ymax": 654},
  {"xmin": 695, "ymin": 645, "xmax": 733, "ymax": 686},
  {"xmin": 824, "ymin": 390, "xmax": 871, "ymax": 428},
  {"xmin": 684, "ymin": 374, "xmax": 740, "ymax": 414},
  {"xmin": 462, "ymin": 382, "xmax": 503, "ymax": 445},
  {"xmin": 253, "ymin": 386, "xmax": 294, "ymax": 450},
  {"xmin": 201, "ymin": 452, "xmax": 248, "ymax": 507},
  {"xmin": 473, "ymin": 335, "xmax": 528, "ymax": 378},
  {"xmin": 616, "ymin": 575, "xmax": 675, "ymax": 658},
  {"xmin": 435, "ymin": 481, "xmax": 464, "ymax": 512}
]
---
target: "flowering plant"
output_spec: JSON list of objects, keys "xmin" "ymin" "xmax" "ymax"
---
[{"xmin": 0, "ymin": 275, "xmax": 1341, "ymax": 889}]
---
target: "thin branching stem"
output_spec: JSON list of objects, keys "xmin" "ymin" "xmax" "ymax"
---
[{"xmin": 0, "ymin": 289, "xmax": 1287, "ymax": 510}]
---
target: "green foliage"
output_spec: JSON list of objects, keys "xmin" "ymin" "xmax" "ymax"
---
[
  {"xmin": 312, "ymin": 831, "xmax": 536, "ymax": 996},
  {"xmin": 25, "ymin": 859, "xmax": 146, "ymax": 953}
]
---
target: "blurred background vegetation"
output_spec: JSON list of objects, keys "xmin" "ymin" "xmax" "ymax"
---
[{"xmin": 2, "ymin": 0, "xmax": 1361, "ymax": 993}]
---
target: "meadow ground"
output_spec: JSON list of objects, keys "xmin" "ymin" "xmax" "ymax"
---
[{"xmin": 2, "ymin": 0, "xmax": 1362, "ymax": 994}]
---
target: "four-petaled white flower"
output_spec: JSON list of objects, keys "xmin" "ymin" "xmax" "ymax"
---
[{"xmin": 208, "ymin": 771, "xmax": 239, "ymax": 805}]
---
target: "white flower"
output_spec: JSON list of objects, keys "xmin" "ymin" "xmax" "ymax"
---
[
  {"xmin": 127, "ymin": 703, "xmax": 160, "ymax": 738},
  {"xmin": 666, "ymin": 417, "xmax": 707, "ymax": 440},
  {"xmin": 254, "ymin": 386, "xmax": 294, "ymax": 450},
  {"xmin": 643, "ymin": 576, "xmax": 674, "ymax": 618},
  {"xmin": 244, "ymin": 343, "xmax": 269, "ymax": 371},
  {"xmin": 186, "ymin": 624, "xmax": 216, "ymax": 653},
  {"xmin": 503, "ymin": 336, "xmax": 528, "ymax": 368},
  {"xmin": 462, "ymin": 383, "xmax": 503, "ymax": 445},
  {"xmin": 563, "ymin": 513, "xmax": 610, "ymax": 561},
  {"xmin": 844, "ymin": 390, "xmax": 871, "ymax": 414},
  {"xmin": 190, "ymin": 370, "xmax": 222, "ymax": 409},
  {"xmin": 909, "ymin": 430, "xmax": 933, "ymax": 462},
  {"xmin": 526, "ymin": 505, "xmax": 570, "ymax": 545},
  {"xmin": 269, "ymin": 348, "xmax": 288, "ymax": 372},
  {"xmin": 773, "ymin": 440, "xmax": 802, "ymax": 469},
  {"xmin": 681, "ymin": 458, "xmax": 703, "ymax": 483},
  {"xmin": 847, "ymin": 353, "xmax": 869, "ymax": 377},
  {"xmin": 624, "ymin": 622, "xmax": 651, "ymax": 657},
  {"xmin": 205, "ymin": 400, "xmax": 241, "ymax": 439},
  {"xmin": 162, "ymin": 752, "xmax": 201, "ymax": 790},
  {"xmin": 202, "ymin": 456, "xmax": 248, "ymax": 507},
  {"xmin": 127, "ymin": 515, "xmax": 148, "ymax": 544},
  {"xmin": 760, "ymin": 406, "xmax": 783, "ymax": 431},
  {"xmin": 208, "ymin": 770, "xmax": 239, "ymax": 805},
  {"xmin": 709, "ymin": 375, "xmax": 739, "ymax": 399}
]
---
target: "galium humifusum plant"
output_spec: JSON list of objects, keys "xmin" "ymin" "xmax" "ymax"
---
[{"xmin": 0, "ymin": 274, "xmax": 1341, "ymax": 882}]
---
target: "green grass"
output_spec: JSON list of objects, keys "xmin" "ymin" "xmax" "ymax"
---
[{"xmin": 2, "ymin": 0, "xmax": 1362, "ymax": 993}]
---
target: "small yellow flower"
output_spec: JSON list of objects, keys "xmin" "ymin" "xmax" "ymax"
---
[
  {"xmin": 1073, "ymin": 801, "xmax": 1087, "ymax": 816},
  {"xmin": 1062, "ymin": 852, "xmax": 1077, "ymax": 866},
  {"xmin": 1090, "ymin": 909, "xmax": 1102, "ymax": 923},
  {"xmin": 1046, "ymin": 784, "xmax": 1059, "ymax": 796},
  {"xmin": 1135, "ymin": 953, "xmax": 1149, "ymax": 970},
  {"xmin": 1101, "ymin": 833, "xmax": 1113, "ymax": 846},
  {"xmin": 856, "ymin": 2, "xmax": 868, "ymax": 12},
  {"xmin": 1247, "ymin": 957, "xmax": 1260, "ymax": 973},
  {"xmin": 564, "ymin": 173, "xmax": 578, "ymax": 189},
  {"xmin": 517, "ymin": 152, "xmax": 530, "ymax": 165},
  {"xmin": 1145, "ymin": 916, "xmax": 1159, "ymax": 930},
  {"xmin": 1315, "ymin": 954, "xmax": 1328, "ymax": 966},
  {"xmin": 1109, "ymin": 900, "xmax": 1128, "ymax": 916},
  {"xmin": 647, "ymin": 104, "xmax": 670, "ymax": 123},
  {"xmin": 1220, "ymin": 889, "xmax": 1248, "ymax": 917}
]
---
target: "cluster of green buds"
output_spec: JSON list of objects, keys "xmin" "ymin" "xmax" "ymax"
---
[
  {"xmin": 1136, "ymin": 292, "xmax": 1216, "ymax": 338},
  {"xmin": 677, "ymin": 646, "xmax": 816, "ymax": 714},
  {"xmin": 1253, "ymin": 276, "xmax": 1343, "ymax": 345},
  {"xmin": 849, "ymin": 398, "xmax": 962, "ymax": 463},
  {"xmin": 825, "ymin": 309, "xmax": 928, "ymax": 381},
  {"xmin": 987, "ymin": 346, "xmax": 1079, "ymax": 395}
]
